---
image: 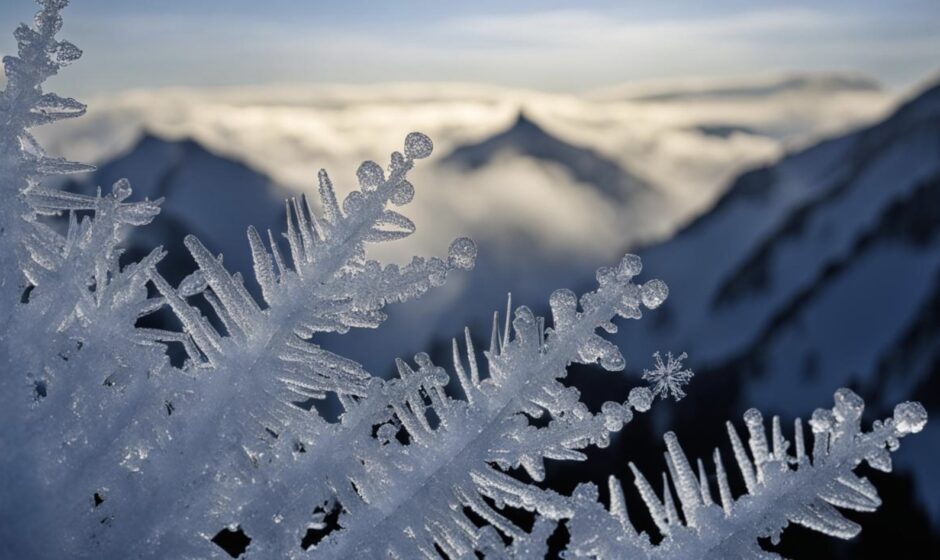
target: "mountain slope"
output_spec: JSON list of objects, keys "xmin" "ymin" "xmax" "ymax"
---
[
  {"xmin": 442, "ymin": 112, "xmax": 652, "ymax": 204},
  {"xmin": 616, "ymin": 81, "xmax": 940, "ymax": 364},
  {"xmin": 610, "ymin": 80, "xmax": 940, "ymax": 528},
  {"xmin": 68, "ymin": 132, "xmax": 288, "ymax": 281}
]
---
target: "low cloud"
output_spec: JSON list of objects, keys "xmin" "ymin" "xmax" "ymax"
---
[{"xmin": 34, "ymin": 77, "xmax": 896, "ymax": 261}]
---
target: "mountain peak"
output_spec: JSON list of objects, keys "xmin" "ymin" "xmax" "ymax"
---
[
  {"xmin": 509, "ymin": 110, "xmax": 542, "ymax": 132},
  {"xmin": 132, "ymin": 130, "xmax": 212, "ymax": 158},
  {"xmin": 442, "ymin": 112, "xmax": 651, "ymax": 204}
]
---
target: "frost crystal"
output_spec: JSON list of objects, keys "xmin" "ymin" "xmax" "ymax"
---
[
  {"xmin": 0, "ymin": 2, "xmax": 928, "ymax": 559},
  {"xmin": 642, "ymin": 351, "xmax": 693, "ymax": 401},
  {"xmin": 565, "ymin": 389, "xmax": 928, "ymax": 559}
]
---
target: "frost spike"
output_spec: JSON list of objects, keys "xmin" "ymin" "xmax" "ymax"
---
[
  {"xmin": 696, "ymin": 458, "xmax": 713, "ymax": 506},
  {"xmin": 726, "ymin": 420, "xmax": 758, "ymax": 494},
  {"xmin": 489, "ymin": 310, "xmax": 500, "ymax": 358},
  {"xmin": 390, "ymin": 399, "xmax": 428, "ymax": 445},
  {"xmin": 291, "ymin": 196, "xmax": 316, "ymax": 257},
  {"xmin": 793, "ymin": 500, "xmax": 861, "ymax": 539},
  {"xmin": 825, "ymin": 475, "xmax": 881, "ymax": 511},
  {"xmin": 302, "ymin": 194, "xmax": 324, "ymax": 241},
  {"xmin": 795, "ymin": 417, "xmax": 807, "ymax": 464},
  {"xmin": 394, "ymin": 359, "xmax": 434, "ymax": 437},
  {"xmin": 629, "ymin": 462, "xmax": 669, "ymax": 535},
  {"xmin": 451, "ymin": 337, "xmax": 475, "ymax": 405},
  {"xmin": 283, "ymin": 198, "xmax": 304, "ymax": 268},
  {"xmin": 607, "ymin": 476, "xmax": 636, "ymax": 535},
  {"xmin": 662, "ymin": 473, "xmax": 679, "ymax": 527},
  {"xmin": 463, "ymin": 327, "xmax": 481, "ymax": 386},
  {"xmin": 713, "ymin": 448, "xmax": 734, "ymax": 516},
  {"xmin": 248, "ymin": 226, "xmax": 276, "ymax": 303},
  {"xmin": 318, "ymin": 168, "xmax": 341, "ymax": 226},
  {"xmin": 663, "ymin": 431, "xmax": 702, "ymax": 525},
  {"xmin": 537, "ymin": 316, "xmax": 545, "ymax": 352},
  {"xmin": 772, "ymin": 415, "xmax": 786, "ymax": 463},
  {"xmin": 266, "ymin": 228, "xmax": 287, "ymax": 279},
  {"xmin": 502, "ymin": 293, "xmax": 512, "ymax": 353},
  {"xmin": 743, "ymin": 409, "xmax": 769, "ymax": 482}
]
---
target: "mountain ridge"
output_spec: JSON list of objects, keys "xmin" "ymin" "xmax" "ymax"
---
[
  {"xmin": 442, "ymin": 111, "xmax": 652, "ymax": 204},
  {"xmin": 589, "ymin": 71, "xmax": 883, "ymax": 102}
]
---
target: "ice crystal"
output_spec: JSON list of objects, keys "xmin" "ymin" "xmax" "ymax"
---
[
  {"xmin": 642, "ymin": 351, "xmax": 693, "ymax": 401},
  {"xmin": 565, "ymin": 389, "xmax": 928, "ymax": 559}
]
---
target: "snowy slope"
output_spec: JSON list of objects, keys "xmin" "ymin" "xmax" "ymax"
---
[
  {"xmin": 613, "ymin": 80, "xmax": 940, "ymax": 522},
  {"xmin": 67, "ymin": 132, "xmax": 288, "ymax": 280},
  {"xmin": 616, "ymin": 81, "xmax": 940, "ymax": 365},
  {"xmin": 442, "ymin": 112, "xmax": 652, "ymax": 204}
]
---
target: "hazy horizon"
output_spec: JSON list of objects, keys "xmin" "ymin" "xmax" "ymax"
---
[{"xmin": 2, "ymin": 1, "xmax": 938, "ymax": 97}]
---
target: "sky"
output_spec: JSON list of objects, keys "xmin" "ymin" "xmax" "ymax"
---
[{"xmin": 1, "ymin": 0, "xmax": 939, "ymax": 96}]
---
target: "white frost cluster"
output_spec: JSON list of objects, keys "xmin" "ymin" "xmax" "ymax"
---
[{"xmin": 0, "ymin": 2, "xmax": 926, "ymax": 559}]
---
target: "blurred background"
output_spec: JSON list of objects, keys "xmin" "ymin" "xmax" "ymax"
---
[{"xmin": 3, "ymin": 0, "xmax": 938, "ymax": 557}]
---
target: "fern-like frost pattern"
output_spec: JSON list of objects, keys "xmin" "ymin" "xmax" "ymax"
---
[
  {"xmin": 0, "ymin": 2, "xmax": 928, "ymax": 559},
  {"xmin": 565, "ymin": 390, "xmax": 928, "ymax": 559}
]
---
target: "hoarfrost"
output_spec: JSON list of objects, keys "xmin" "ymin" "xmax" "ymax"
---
[{"xmin": 0, "ymin": 2, "xmax": 926, "ymax": 559}]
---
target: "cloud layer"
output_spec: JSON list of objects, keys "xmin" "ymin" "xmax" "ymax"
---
[{"xmin": 35, "ymin": 75, "xmax": 896, "ymax": 262}]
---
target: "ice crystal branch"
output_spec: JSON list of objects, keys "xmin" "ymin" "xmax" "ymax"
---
[
  {"xmin": 565, "ymin": 389, "xmax": 928, "ymax": 559},
  {"xmin": 111, "ymin": 134, "xmax": 478, "ymax": 557},
  {"xmin": 0, "ymin": 0, "xmax": 93, "ymax": 318},
  {"xmin": 300, "ymin": 256, "xmax": 676, "ymax": 558}
]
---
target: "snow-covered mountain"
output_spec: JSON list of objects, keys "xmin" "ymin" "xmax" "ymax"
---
[
  {"xmin": 442, "ymin": 112, "xmax": 652, "ymax": 204},
  {"xmin": 66, "ymin": 132, "xmax": 288, "ymax": 281},
  {"xmin": 614, "ymin": 79, "xmax": 940, "ymax": 524},
  {"xmin": 620, "ymin": 80, "xmax": 939, "ymax": 358}
]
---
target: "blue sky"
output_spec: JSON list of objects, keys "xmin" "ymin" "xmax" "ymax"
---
[{"xmin": 1, "ymin": 0, "xmax": 938, "ymax": 95}]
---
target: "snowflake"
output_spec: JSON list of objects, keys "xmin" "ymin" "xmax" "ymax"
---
[{"xmin": 643, "ymin": 351, "xmax": 693, "ymax": 401}]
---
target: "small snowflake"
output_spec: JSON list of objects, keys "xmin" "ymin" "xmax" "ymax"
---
[{"xmin": 642, "ymin": 351, "xmax": 693, "ymax": 401}]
